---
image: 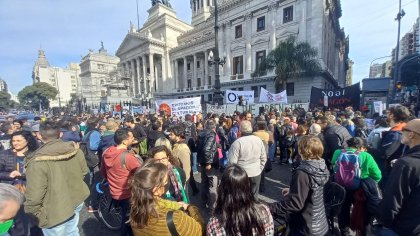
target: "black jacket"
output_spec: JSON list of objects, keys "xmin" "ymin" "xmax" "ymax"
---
[
  {"xmin": 269, "ymin": 159, "xmax": 330, "ymax": 235},
  {"xmin": 197, "ymin": 129, "xmax": 217, "ymax": 167},
  {"xmin": 378, "ymin": 145, "xmax": 420, "ymax": 236},
  {"xmin": 322, "ymin": 124, "xmax": 352, "ymax": 162},
  {"xmin": 0, "ymin": 149, "xmax": 26, "ymax": 184}
]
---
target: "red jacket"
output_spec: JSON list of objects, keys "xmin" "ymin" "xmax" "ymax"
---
[{"xmin": 101, "ymin": 146, "xmax": 141, "ymax": 200}]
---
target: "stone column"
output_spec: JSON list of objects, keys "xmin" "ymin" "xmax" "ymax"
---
[
  {"xmin": 136, "ymin": 57, "xmax": 141, "ymax": 95},
  {"xmin": 130, "ymin": 60, "xmax": 136, "ymax": 96},
  {"xmin": 149, "ymin": 53, "xmax": 154, "ymax": 93},
  {"xmin": 245, "ymin": 14, "xmax": 252, "ymax": 74},
  {"xmin": 193, "ymin": 54, "xmax": 197, "ymax": 89},
  {"xmin": 161, "ymin": 54, "xmax": 167, "ymax": 92},
  {"xmin": 269, "ymin": 4, "xmax": 277, "ymax": 50},
  {"xmin": 142, "ymin": 55, "xmax": 147, "ymax": 93},
  {"xmin": 225, "ymin": 22, "xmax": 232, "ymax": 77},
  {"xmin": 174, "ymin": 59, "xmax": 179, "ymax": 89},
  {"xmin": 204, "ymin": 50, "xmax": 208, "ymax": 87},
  {"xmin": 183, "ymin": 57, "xmax": 188, "ymax": 89}
]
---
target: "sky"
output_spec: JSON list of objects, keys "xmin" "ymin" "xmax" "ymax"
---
[{"xmin": 0, "ymin": 0, "xmax": 419, "ymax": 94}]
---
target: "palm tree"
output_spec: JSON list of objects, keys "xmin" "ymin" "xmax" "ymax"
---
[{"xmin": 253, "ymin": 36, "xmax": 322, "ymax": 93}]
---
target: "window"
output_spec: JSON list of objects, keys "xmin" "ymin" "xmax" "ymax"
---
[
  {"xmin": 235, "ymin": 25, "xmax": 242, "ymax": 39},
  {"xmin": 286, "ymin": 82, "xmax": 294, "ymax": 96},
  {"xmin": 255, "ymin": 50, "xmax": 266, "ymax": 72},
  {"xmin": 232, "ymin": 56, "xmax": 244, "ymax": 75},
  {"xmin": 187, "ymin": 79, "xmax": 192, "ymax": 89},
  {"xmin": 257, "ymin": 16, "xmax": 265, "ymax": 32},
  {"xmin": 197, "ymin": 78, "xmax": 201, "ymax": 87},
  {"xmin": 208, "ymin": 76, "xmax": 212, "ymax": 86},
  {"xmin": 208, "ymin": 94, "xmax": 213, "ymax": 101},
  {"xmin": 238, "ymin": 87, "xmax": 244, "ymax": 91},
  {"xmin": 187, "ymin": 63, "xmax": 191, "ymax": 70},
  {"xmin": 252, "ymin": 86, "xmax": 259, "ymax": 97},
  {"xmin": 231, "ymin": 88, "xmax": 237, "ymax": 91},
  {"xmin": 283, "ymin": 6, "xmax": 293, "ymax": 23},
  {"xmin": 197, "ymin": 61, "xmax": 200, "ymax": 68}
]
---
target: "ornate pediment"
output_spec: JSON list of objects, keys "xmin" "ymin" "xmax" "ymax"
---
[{"xmin": 116, "ymin": 34, "xmax": 146, "ymax": 57}]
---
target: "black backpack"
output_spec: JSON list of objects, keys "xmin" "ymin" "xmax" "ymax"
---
[{"xmin": 79, "ymin": 131, "xmax": 100, "ymax": 168}]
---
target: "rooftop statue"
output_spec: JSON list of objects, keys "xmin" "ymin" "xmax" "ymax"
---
[{"xmin": 151, "ymin": 0, "xmax": 171, "ymax": 8}]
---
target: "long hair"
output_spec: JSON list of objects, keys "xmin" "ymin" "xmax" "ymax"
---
[
  {"xmin": 129, "ymin": 160, "xmax": 168, "ymax": 228},
  {"xmin": 214, "ymin": 164, "xmax": 267, "ymax": 236},
  {"xmin": 10, "ymin": 131, "xmax": 39, "ymax": 153}
]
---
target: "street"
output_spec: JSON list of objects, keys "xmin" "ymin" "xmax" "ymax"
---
[{"xmin": 77, "ymin": 163, "xmax": 293, "ymax": 236}]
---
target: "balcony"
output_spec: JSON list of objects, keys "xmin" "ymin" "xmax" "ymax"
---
[{"xmin": 230, "ymin": 74, "xmax": 244, "ymax": 80}]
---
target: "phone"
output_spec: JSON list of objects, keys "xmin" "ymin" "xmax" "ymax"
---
[{"xmin": 14, "ymin": 175, "xmax": 26, "ymax": 180}]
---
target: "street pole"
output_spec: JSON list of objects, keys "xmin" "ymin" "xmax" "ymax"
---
[
  {"xmin": 212, "ymin": 1, "xmax": 223, "ymax": 105},
  {"xmin": 393, "ymin": 0, "xmax": 404, "ymax": 101}
]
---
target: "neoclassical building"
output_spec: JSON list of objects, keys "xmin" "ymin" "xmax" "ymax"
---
[{"xmin": 116, "ymin": 0, "xmax": 349, "ymax": 105}]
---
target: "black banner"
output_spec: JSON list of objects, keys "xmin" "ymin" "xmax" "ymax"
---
[{"xmin": 309, "ymin": 83, "xmax": 361, "ymax": 109}]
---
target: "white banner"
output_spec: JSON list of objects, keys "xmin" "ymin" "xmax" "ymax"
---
[
  {"xmin": 373, "ymin": 101, "xmax": 383, "ymax": 116},
  {"xmin": 225, "ymin": 90, "xmax": 255, "ymax": 104},
  {"xmin": 259, "ymin": 87, "xmax": 288, "ymax": 103},
  {"xmin": 206, "ymin": 103, "xmax": 309, "ymax": 116},
  {"xmin": 155, "ymin": 97, "xmax": 202, "ymax": 116}
]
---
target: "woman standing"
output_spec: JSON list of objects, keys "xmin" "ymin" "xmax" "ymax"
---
[
  {"xmin": 129, "ymin": 160, "xmax": 204, "ymax": 235},
  {"xmin": 207, "ymin": 164, "xmax": 274, "ymax": 236},
  {"xmin": 148, "ymin": 145, "xmax": 188, "ymax": 203}
]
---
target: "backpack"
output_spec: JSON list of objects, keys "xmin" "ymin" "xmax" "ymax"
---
[
  {"xmin": 355, "ymin": 127, "xmax": 368, "ymax": 140},
  {"xmin": 80, "ymin": 131, "xmax": 100, "ymax": 168},
  {"xmin": 227, "ymin": 126, "xmax": 238, "ymax": 144},
  {"xmin": 334, "ymin": 149, "xmax": 361, "ymax": 190},
  {"xmin": 120, "ymin": 151, "xmax": 143, "ymax": 170}
]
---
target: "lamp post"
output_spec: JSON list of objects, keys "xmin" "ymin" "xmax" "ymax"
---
[
  {"xmin": 208, "ymin": 1, "xmax": 226, "ymax": 105},
  {"xmin": 393, "ymin": 0, "xmax": 405, "ymax": 99},
  {"xmin": 369, "ymin": 55, "xmax": 392, "ymax": 77}
]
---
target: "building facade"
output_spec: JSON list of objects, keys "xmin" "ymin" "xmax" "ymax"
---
[
  {"xmin": 32, "ymin": 49, "xmax": 80, "ymax": 107},
  {"xmin": 79, "ymin": 44, "xmax": 120, "ymax": 106},
  {"xmin": 116, "ymin": 0, "xmax": 349, "ymax": 105},
  {"xmin": 0, "ymin": 78, "xmax": 7, "ymax": 92}
]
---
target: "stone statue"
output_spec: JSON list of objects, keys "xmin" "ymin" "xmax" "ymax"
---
[{"xmin": 151, "ymin": 0, "xmax": 171, "ymax": 8}]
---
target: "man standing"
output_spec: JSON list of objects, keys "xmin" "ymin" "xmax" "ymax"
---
[
  {"xmin": 378, "ymin": 119, "xmax": 420, "ymax": 235},
  {"xmin": 228, "ymin": 120, "xmax": 267, "ymax": 198},
  {"xmin": 101, "ymin": 128, "xmax": 142, "ymax": 236},
  {"xmin": 169, "ymin": 125, "xmax": 191, "ymax": 183},
  {"xmin": 197, "ymin": 120, "xmax": 218, "ymax": 210},
  {"xmin": 124, "ymin": 117, "xmax": 147, "ymax": 154},
  {"xmin": 24, "ymin": 121, "xmax": 90, "ymax": 235}
]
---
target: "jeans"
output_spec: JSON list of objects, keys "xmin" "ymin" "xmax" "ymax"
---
[
  {"xmin": 113, "ymin": 199, "xmax": 133, "ymax": 236},
  {"xmin": 200, "ymin": 166, "xmax": 219, "ymax": 210},
  {"xmin": 250, "ymin": 174, "xmax": 262, "ymax": 200},
  {"xmin": 268, "ymin": 144, "xmax": 275, "ymax": 162},
  {"xmin": 191, "ymin": 152, "xmax": 198, "ymax": 173},
  {"xmin": 42, "ymin": 203, "xmax": 83, "ymax": 236}
]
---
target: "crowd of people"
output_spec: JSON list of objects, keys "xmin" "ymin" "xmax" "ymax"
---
[{"xmin": 0, "ymin": 104, "xmax": 419, "ymax": 236}]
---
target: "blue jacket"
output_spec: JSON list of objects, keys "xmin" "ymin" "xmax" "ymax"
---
[{"xmin": 61, "ymin": 130, "xmax": 81, "ymax": 143}]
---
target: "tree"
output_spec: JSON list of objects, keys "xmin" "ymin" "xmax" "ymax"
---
[
  {"xmin": 253, "ymin": 36, "xmax": 322, "ymax": 93},
  {"xmin": 0, "ymin": 91, "xmax": 13, "ymax": 111},
  {"xmin": 18, "ymin": 82, "xmax": 58, "ymax": 109}
]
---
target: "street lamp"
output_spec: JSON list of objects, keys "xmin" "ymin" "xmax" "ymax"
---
[
  {"xmin": 208, "ymin": 1, "xmax": 226, "ymax": 105},
  {"xmin": 392, "ymin": 0, "xmax": 405, "ymax": 98}
]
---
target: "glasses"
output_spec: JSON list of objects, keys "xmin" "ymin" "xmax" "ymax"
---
[
  {"xmin": 155, "ymin": 156, "xmax": 169, "ymax": 162},
  {"xmin": 402, "ymin": 127, "xmax": 420, "ymax": 135}
]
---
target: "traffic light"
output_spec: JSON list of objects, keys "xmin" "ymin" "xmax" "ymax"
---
[{"xmin": 396, "ymin": 81, "xmax": 402, "ymax": 92}]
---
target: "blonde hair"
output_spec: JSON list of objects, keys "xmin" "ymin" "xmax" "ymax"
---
[
  {"xmin": 298, "ymin": 135, "xmax": 324, "ymax": 160},
  {"xmin": 155, "ymin": 137, "xmax": 172, "ymax": 151}
]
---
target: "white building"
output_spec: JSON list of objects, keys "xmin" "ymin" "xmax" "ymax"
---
[
  {"xmin": 0, "ymin": 78, "xmax": 7, "ymax": 92},
  {"xmin": 32, "ymin": 49, "xmax": 81, "ymax": 107},
  {"xmin": 79, "ymin": 43, "xmax": 120, "ymax": 106},
  {"xmin": 116, "ymin": 0, "xmax": 349, "ymax": 104}
]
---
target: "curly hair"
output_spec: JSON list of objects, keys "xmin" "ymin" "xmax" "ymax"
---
[
  {"xmin": 10, "ymin": 131, "xmax": 39, "ymax": 153},
  {"xmin": 129, "ymin": 160, "xmax": 168, "ymax": 228}
]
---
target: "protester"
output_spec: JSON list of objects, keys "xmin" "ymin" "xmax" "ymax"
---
[
  {"xmin": 98, "ymin": 119, "xmax": 119, "ymax": 157},
  {"xmin": 0, "ymin": 184, "xmax": 24, "ymax": 236},
  {"xmin": 124, "ymin": 117, "xmax": 147, "ymax": 155},
  {"xmin": 148, "ymin": 144, "xmax": 188, "ymax": 203},
  {"xmin": 331, "ymin": 137, "xmax": 382, "ymax": 235},
  {"xmin": 377, "ymin": 119, "xmax": 420, "ymax": 236},
  {"xmin": 269, "ymin": 135, "xmax": 329, "ymax": 236},
  {"xmin": 129, "ymin": 160, "xmax": 204, "ymax": 235},
  {"xmin": 207, "ymin": 164, "xmax": 273, "ymax": 236},
  {"xmin": 24, "ymin": 121, "xmax": 90, "ymax": 235},
  {"xmin": 101, "ymin": 128, "xmax": 142, "ymax": 236},
  {"xmin": 228, "ymin": 120, "xmax": 267, "ymax": 198},
  {"xmin": 169, "ymin": 125, "xmax": 191, "ymax": 184},
  {"xmin": 146, "ymin": 121, "xmax": 164, "ymax": 150}
]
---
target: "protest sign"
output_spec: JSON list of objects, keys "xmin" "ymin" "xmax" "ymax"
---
[
  {"xmin": 310, "ymin": 83, "xmax": 361, "ymax": 109},
  {"xmin": 259, "ymin": 88, "xmax": 287, "ymax": 103},
  {"xmin": 225, "ymin": 90, "xmax": 255, "ymax": 104},
  {"xmin": 206, "ymin": 103, "xmax": 309, "ymax": 116},
  {"xmin": 155, "ymin": 97, "xmax": 202, "ymax": 116}
]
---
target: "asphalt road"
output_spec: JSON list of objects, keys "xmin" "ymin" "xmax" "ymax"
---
[{"xmin": 78, "ymin": 163, "xmax": 293, "ymax": 236}]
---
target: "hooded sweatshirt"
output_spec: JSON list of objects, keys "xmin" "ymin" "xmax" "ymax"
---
[
  {"xmin": 24, "ymin": 139, "xmax": 89, "ymax": 228},
  {"xmin": 101, "ymin": 146, "xmax": 141, "ymax": 200},
  {"xmin": 270, "ymin": 159, "xmax": 330, "ymax": 235}
]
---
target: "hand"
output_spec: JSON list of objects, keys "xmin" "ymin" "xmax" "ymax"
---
[
  {"xmin": 390, "ymin": 159, "xmax": 397, "ymax": 167},
  {"xmin": 178, "ymin": 201, "xmax": 189, "ymax": 210},
  {"xmin": 205, "ymin": 164, "xmax": 212, "ymax": 171},
  {"xmin": 9, "ymin": 171, "xmax": 21, "ymax": 178},
  {"xmin": 281, "ymin": 188, "xmax": 290, "ymax": 196}
]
